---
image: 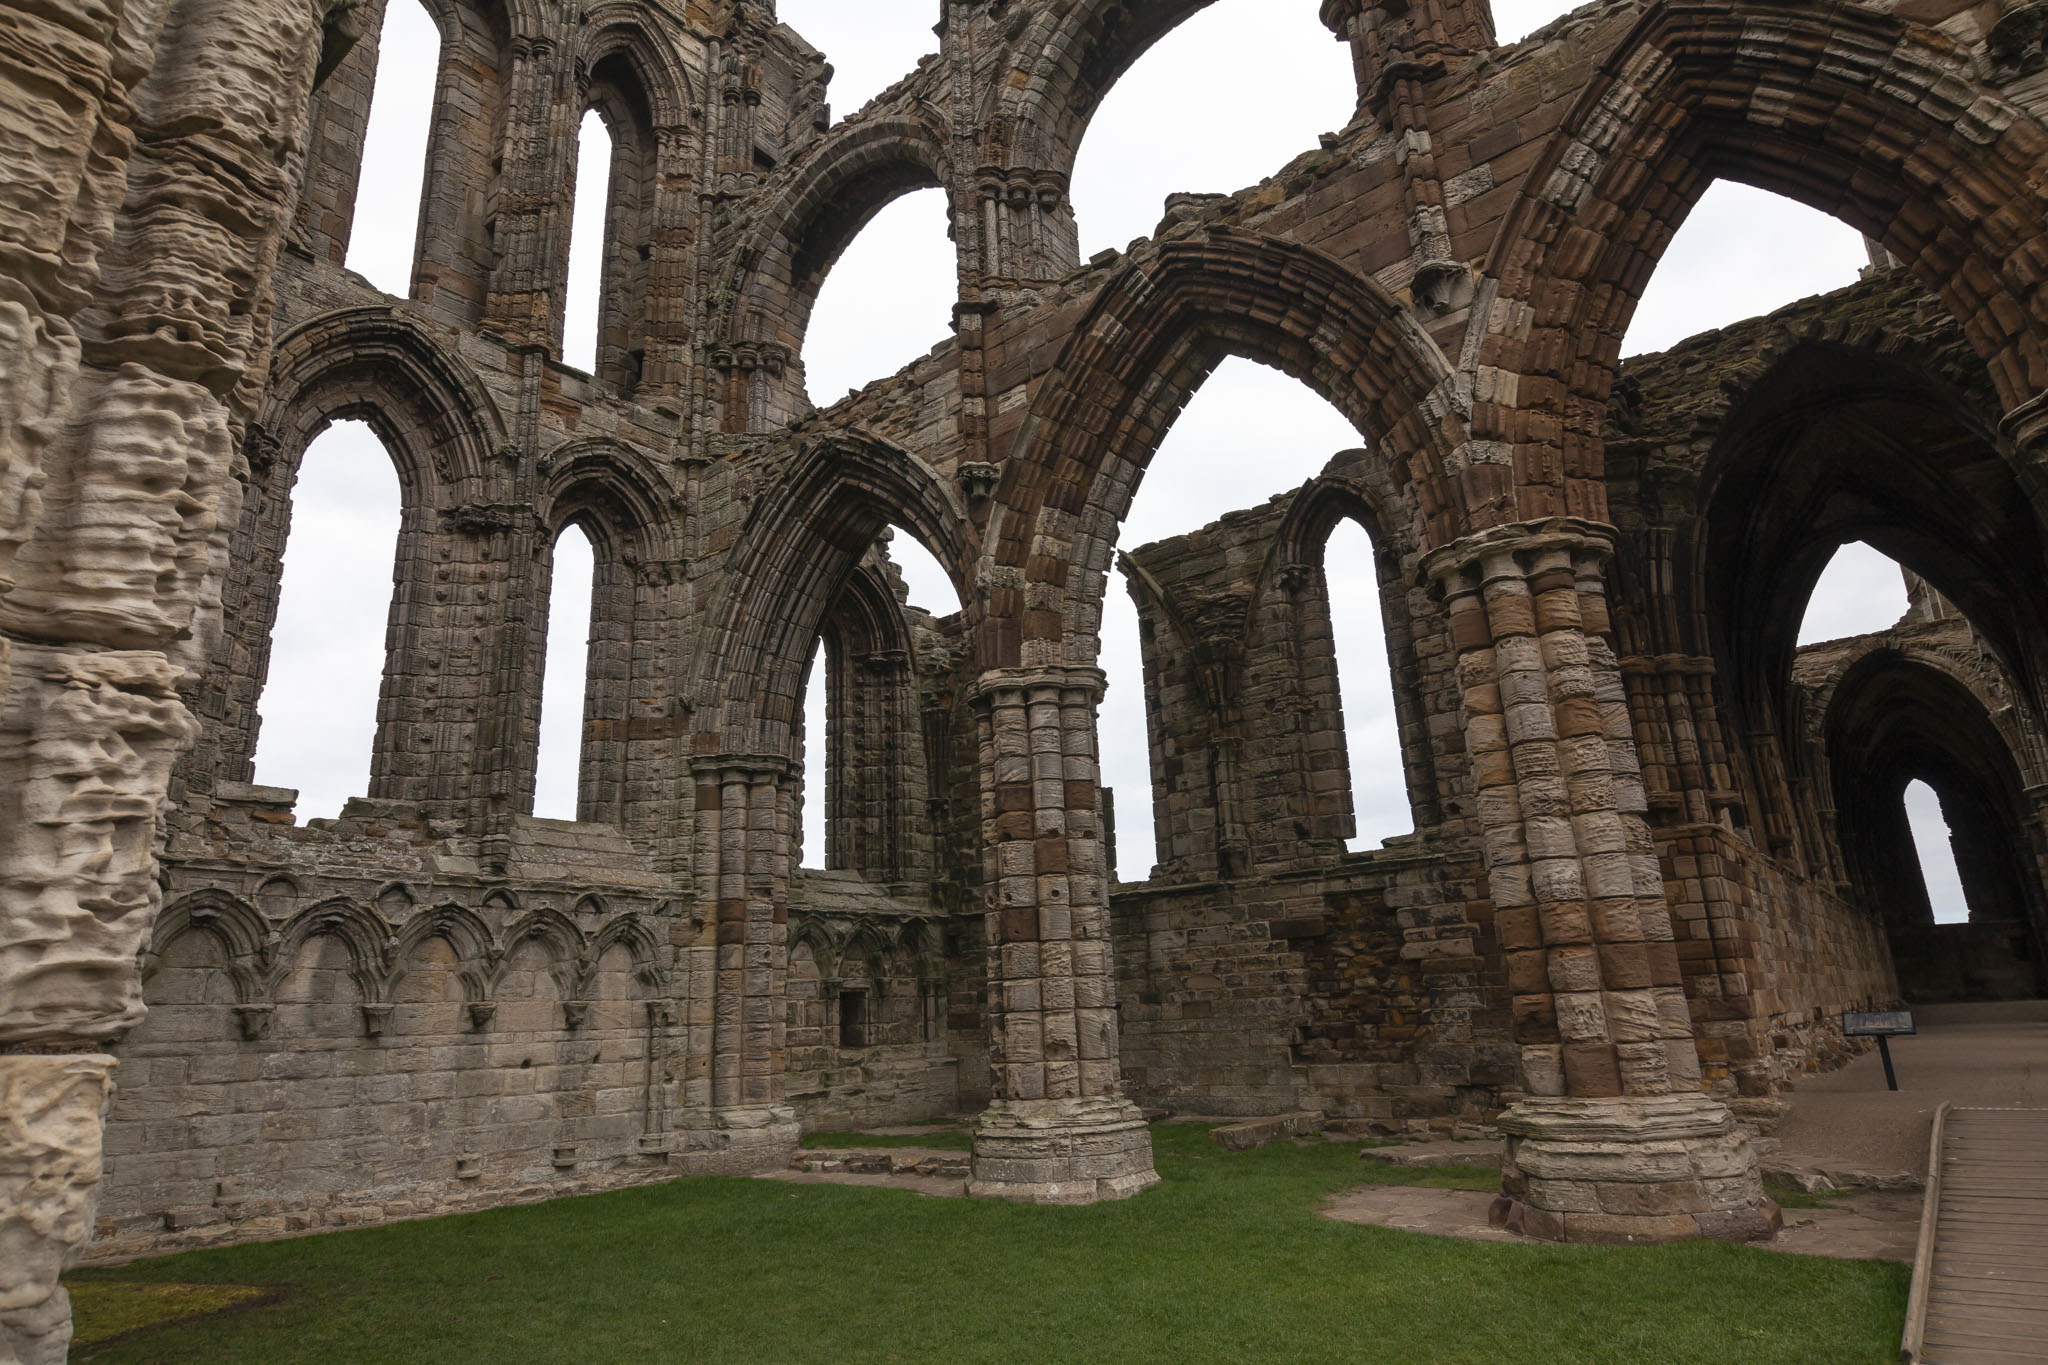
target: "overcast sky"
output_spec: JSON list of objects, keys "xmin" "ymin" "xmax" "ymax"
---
[{"xmin": 262, "ymin": 0, "xmax": 1965, "ymax": 919}]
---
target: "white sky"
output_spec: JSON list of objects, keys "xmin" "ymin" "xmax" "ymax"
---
[{"xmin": 270, "ymin": 0, "xmax": 1965, "ymax": 916}]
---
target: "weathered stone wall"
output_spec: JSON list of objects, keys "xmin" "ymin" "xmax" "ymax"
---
[{"xmin": 14, "ymin": 0, "xmax": 2048, "ymax": 1346}]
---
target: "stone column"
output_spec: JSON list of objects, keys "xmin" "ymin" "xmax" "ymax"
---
[
  {"xmin": 0, "ymin": 0, "xmax": 331, "ymax": 1353},
  {"xmin": 966, "ymin": 667, "xmax": 1158, "ymax": 1204},
  {"xmin": 684, "ymin": 757, "xmax": 800, "ymax": 1169},
  {"xmin": 1425, "ymin": 519, "xmax": 1776, "ymax": 1243}
]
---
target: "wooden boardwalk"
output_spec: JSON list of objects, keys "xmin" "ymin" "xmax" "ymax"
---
[{"xmin": 1904, "ymin": 1106, "xmax": 2048, "ymax": 1363}]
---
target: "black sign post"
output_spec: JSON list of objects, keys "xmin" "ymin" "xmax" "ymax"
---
[{"xmin": 1842, "ymin": 1010, "xmax": 1916, "ymax": 1091}]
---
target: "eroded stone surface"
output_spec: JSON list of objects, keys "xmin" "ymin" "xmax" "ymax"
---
[
  {"xmin": 5, "ymin": 0, "xmax": 2048, "ymax": 1353},
  {"xmin": 0, "ymin": 1056, "xmax": 112, "ymax": 1365}
]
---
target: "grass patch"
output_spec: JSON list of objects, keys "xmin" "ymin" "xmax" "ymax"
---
[
  {"xmin": 800, "ymin": 1128, "xmax": 974, "ymax": 1151},
  {"xmin": 65, "ymin": 1124, "xmax": 1905, "ymax": 1364},
  {"xmin": 68, "ymin": 1281, "xmax": 274, "ymax": 1349}
]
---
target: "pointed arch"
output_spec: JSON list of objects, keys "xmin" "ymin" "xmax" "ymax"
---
[
  {"xmin": 586, "ymin": 912, "xmax": 668, "ymax": 993},
  {"xmin": 272, "ymin": 899, "xmax": 393, "ymax": 1003},
  {"xmin": 387, "ymin": 902, "xmax": 498, "ymax": 1001},
  {"xmin": 498, "ymin": 906, "xmax": 586, "ymax": 997},
  {"xmin": 259, "ymin": 307, "xmax": 507, "ymax": 499},
  {"xmin": 985, "ymin": 231, "xmax": 1463, "ymax": 668},
  {"xmin": 707, "ymin": 109, "xmax": 952, "ymax": 430},
  {"xmin": 147, "ymin": 890, "xmax": 275, "ymax": 1005},
  {"xmin": 1485, "ymin": 0, "xmax": 2048, "ymax": 526},
  {"xmin": 694, "ymin": 432, "xmax": 974, "ymax": 761}
]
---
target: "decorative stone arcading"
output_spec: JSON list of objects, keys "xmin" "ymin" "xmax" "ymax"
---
[{"xmin": 0, "ymin": 1054, "xmax": 113, "ymax": 1365}]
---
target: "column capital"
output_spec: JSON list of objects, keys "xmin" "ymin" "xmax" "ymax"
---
[
  {"xmin": 2000, "ymin": 388, "xmax": 2048, "ymax": 453},
  {"xmin": 1420, "ymin": 516, "xmax": 1616, "ymax": 591},
  {"xmin": 967, "ymin": 665, "xmax": 1107, "ymax": 706}
]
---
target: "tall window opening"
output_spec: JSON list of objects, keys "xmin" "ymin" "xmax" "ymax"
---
[
  {"xmin": 1326, "ymin": 519, "xmax": 1409, "ymax": 851},
  {"xmin": 802, "ymin": 188, "xmax": 954, "ymax": 406},
  {"xmin": 252, "ymin": 421, "xmax": 403, "ymax": 820},
  {"xmin": 342, "ymin": 0, "xmax": 439, "ymax": 295},
  {"xmin": 1904, "ymin": 780, "xmax": 1971, "ymax": 925},
  {"xmin": 1798, "ymin": 543, "xmax": 1911, "ymax": 646},
  {"xmin": 534, "ymin": 524, "xmax": 596, "ymax": 821},
  {"xmin": 563, "ymin": 110, "xmax": 614, "ymax": 374},
  {"xmin": 1622, "ymin": 181, "xmax": 1869, "ymax": 358},
  {"xmin": 798, "ymin": 525, "xmax": 960, "ymax": 872},
  {"xmin": 1102, "ymin": 358, "xmax": 1363, "ymax": 882},
  {"xmin": 1070, "ymin": 0, "xmax": 1354, "ymax": 257}
]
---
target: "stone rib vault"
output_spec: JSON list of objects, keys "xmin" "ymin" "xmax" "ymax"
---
[{"xmin": 5, "ymin": 0, "xmax": 2048, "ymax": 1359}]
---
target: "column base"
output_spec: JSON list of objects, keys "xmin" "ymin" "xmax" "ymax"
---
[
  {"xmin": 968, "ymin": 1096, "xmax": 1160, "ymax": 1205},
  {"xmin": 1488, "ymin": 1093, "xmax": 1781, "ymax": 1244},
  {"xmin": 671, "ymin": 1104, "xmax": 801, "ymax": 1177},
  {"xmin": 0, "ymin": 1054, "xmax": 114, "ymax": 1365}
]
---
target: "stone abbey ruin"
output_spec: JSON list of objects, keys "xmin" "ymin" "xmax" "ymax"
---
[{"xmin": 7, "ymin": 0, "xmax": 2048, "ymax": 1356}]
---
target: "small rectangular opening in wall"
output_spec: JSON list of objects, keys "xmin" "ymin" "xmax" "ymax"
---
[{"xmin": 838, "ymin": 989, "xmax": 868, "ymax": 1049}]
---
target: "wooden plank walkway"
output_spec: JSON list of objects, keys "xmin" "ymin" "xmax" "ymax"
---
[{"xmin": 1905, "ymin": 1107, "xmax": 2048, "ymax": 1364}]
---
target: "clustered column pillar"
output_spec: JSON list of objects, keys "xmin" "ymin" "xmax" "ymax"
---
[
  {"xmin": 685, "ymin": 757, "xmax": 801, "ymax": 1168},
  {"xmin": 966, "ymin": 667, "xmax": 1158, "ymax": 1203},
  {"xmin": 1427, "ymin": 519, "xmax": 1778, "ymax": 1243},
  {"xmin": 0, "ymin": 0, "xmax": 331, "ymax": 1358}
]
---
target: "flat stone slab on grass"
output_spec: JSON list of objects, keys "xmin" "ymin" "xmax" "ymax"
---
[
  {"xmin": 1321, "ymin": 1185, "xmax": 1920, "ymax": 1261},
  {"xmin": 1358, "ymin": 1139, "xmax": 1505, "ymax": 1168},
  {"xmin": 1209, "ymin": 1112, "xmax": 1323, "ymax": 1151}
]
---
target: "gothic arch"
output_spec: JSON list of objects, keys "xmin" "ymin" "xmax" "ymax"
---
[
  {"xmin": 259, "ymin": 307, "xmax": 506, "ymax": 499},
  {"xmin": 982, "ymin": 0, "xmax": 1224, "ymax": 172},
  {"xmin": 146, "ymin": 891, "xmax": 274, "ymax": 1005},
  {"xmin": 708, "ymin": 108, "xmax": 952, "ymax": 429},
  {"xmin": 498, "ymin": 906, "xmax": 586, "ymax": 997},
  {"xmin": 536, "ymin": 437, "xmax": 681, "ymax": 564},
  {"xmin": 585, "ymin": 912, "xmax": 668, "ymax": 992},
  {"xmin": 575, "ymin": 6, "xmax": 696, "ymax": 131},
  {"xmin": 387, "ymin": 903, "xmax": 498, "ymax": 1001},
  {"xmin": 984, "ymin": 231, "xmax": 1463, "ymax": 668},
  {"xmin": 271, "ymin": 899, "xmax": 394, "ymax": 1004},
  {"xmin": 694, "ymin": 432, "xmax": 974, "ymax": 761},
  {"xmin": 1485, "ymin": 0, "xmax": 2048, "ymax": 526}
]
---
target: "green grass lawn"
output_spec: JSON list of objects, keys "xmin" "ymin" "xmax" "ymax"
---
[{"xmin": 65, "ymin": 1124, "xmax": 1906, "ymax": 1364}]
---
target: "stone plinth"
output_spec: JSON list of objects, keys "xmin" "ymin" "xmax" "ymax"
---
[
  {"xmin": 969, "ymin": 1097, "xmax": 1160, "ymax": 1205},
  {"xmin": 0, "ymin": 1055, "xmax": 113, "ymax": 1365},
  {"xmin": 1489, "ymin": 1094, "xmax": 1780, "ymax": 1244}
]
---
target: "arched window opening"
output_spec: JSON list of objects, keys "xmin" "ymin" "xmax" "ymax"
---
[
  {"xmin": 534, "ymin": 524, "xmax": 596, "ymax": 821},
  {"xmin": 1798, "ymin": 542, "xmax": 1912, "ymax": 646},
  {"xmin": 341, "ymin": 0, "xmax": 440, "ymax": 295},
  {"xmin": 802, "ymin": 188, "xmax": 954, "ymax": 406},
  {"xmin": 1622, "ymin": 182, "xmax": 1868, "ymax": 358},
  {"xmin": 1070, "ymin": 0, "xmax": 1354, "ymax": 258},
  {"xmin": 1904, "ymin": 779, "xmax": 1971, "ymax": 925},
  {"xmin": 775, "ymin": 2, "xmax": 932, "ymax": 116},
  {"xmin": 1326, "ymin": 519, "xmax": 1408, "ymax": 851},
  {"xmin": 252, "ymin": 420, "xmax": 402, "ymax": 821},
  {"xmin": 801, "ymin": 639, "xmax": 827, "ymax": 870},
  {"xmin": 1104, "ymin": 358, "xmax": 1361, "ymax": 882},
  {"xmin": 563, "ymin": 110, "xmax": 614, "ymax": 375},
  {"xmin": 797, "ymin": 525, "xmax": 958, "ymax": 879}
]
